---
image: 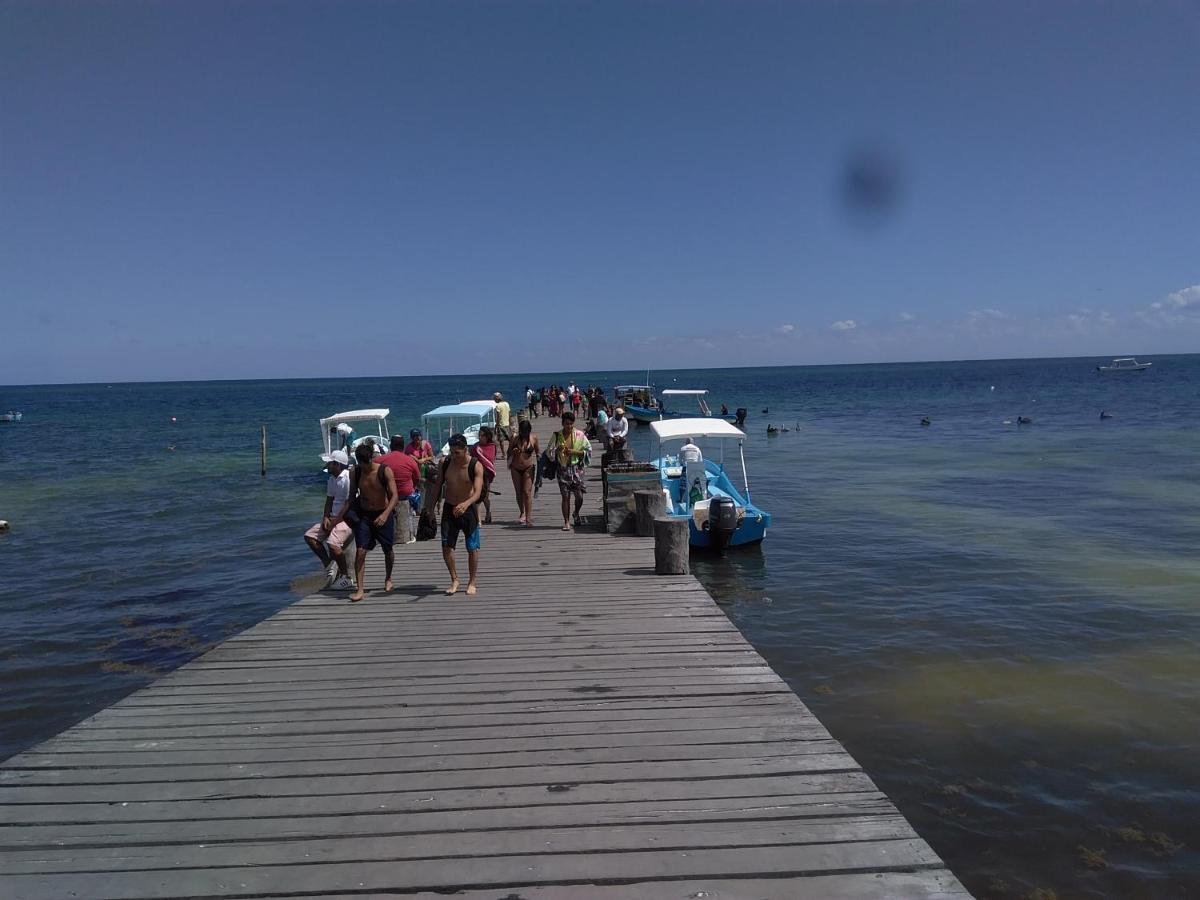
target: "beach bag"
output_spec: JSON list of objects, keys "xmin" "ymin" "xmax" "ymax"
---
[
  {"xmin": 539, "ymin": 449, "xmax": 559, "ymax": 481},
  {"xmin": 416, "ymin": 508, "xmax": 438, "ymax": 541}
]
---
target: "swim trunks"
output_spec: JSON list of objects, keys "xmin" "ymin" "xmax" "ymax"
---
[
  {"xmin": 348, "ymin": 506, "xmax": 395, "ymax": 552},
  {"xmin": 441, "ymin": 502, "xmax": 481, "ymax": 552}
]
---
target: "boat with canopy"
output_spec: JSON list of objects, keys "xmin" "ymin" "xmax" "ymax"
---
[
  {"xmin": 421, "ymin": 401, "xmax": 497, "ymax": 457},
  {"xmin": 649, "ymin": 417, "xmax": 770, "ymax": 550},
  {"xmin": 319, "ymin": 409, "xmax": 391, "ymax": 459}
]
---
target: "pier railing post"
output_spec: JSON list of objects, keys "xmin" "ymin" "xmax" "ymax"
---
[
  {"xmin": 260, "ymin": 425, "xmax": 267, "ymax": 476},
  {"xmin": 653, "ymin": 515, "xmax": 689, "ymax": 575},
  {"xmin": 634, "ymin": 489, "xmax": 666, "ymax": 537}
]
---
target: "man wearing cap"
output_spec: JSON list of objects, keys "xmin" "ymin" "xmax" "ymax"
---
[
  {"xmin": 335, "ymin": 422, "xmax": 356, "ymax": 454},
  {"xmin": 304, "ymin": 450, "xmax": 355, "ymax": 590},
  {"xmin": 493, "ymin": 392, "xmax": 511, "ymax": 457},
  {"xmin": 607, "ymin": 406, "xmax": 629, "ymax": 450}
]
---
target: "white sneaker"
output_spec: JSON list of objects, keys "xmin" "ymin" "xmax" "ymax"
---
[
  {"xmin": 325, "ymin": 564, "xmax": 338, "ymax": 583},
  {"xmin": 329, "ymin": 576, "xmax": 356, "ymax": 591}
]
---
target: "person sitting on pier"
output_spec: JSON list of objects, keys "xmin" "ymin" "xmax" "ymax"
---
[
  {"xmin": 304, "ymin": 449, "xmax": 354, "ymax": 590},
  {"xmin": 606, "ymin": 406, "xmax": 629, "ymax": 450},
  {"xmin": 346, "ymin": 442, "xmax": 398, "ymax": 602},
  {"xmin": 405, "ymin": 428, "xmax": 435, "ymax": 474},
  {"xmin": 434, "ymin": 434, "xmax": 484, "ymax": 595}
]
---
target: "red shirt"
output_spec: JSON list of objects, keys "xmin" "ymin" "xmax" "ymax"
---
[
  {"xmin": 378, "ymin": 451, "xmax": 422, "ymax": 497},
  {"xmin": 405, "ymin": 439, "xmax": 433, "ymax": 460}
]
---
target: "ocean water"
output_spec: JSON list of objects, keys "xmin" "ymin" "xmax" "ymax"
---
[{"xmin": 2, "ymin": 357, "xmax": 1198, "ymax": 898}]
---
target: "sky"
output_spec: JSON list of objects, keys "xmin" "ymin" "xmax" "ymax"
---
[{"xmin": 2, "ymin": 0, "xmax": 1199, "ymax": 384}]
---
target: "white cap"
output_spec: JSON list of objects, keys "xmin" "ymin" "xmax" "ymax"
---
[
  {"xmin": 321, "ymin": 450, "xmax": 350, "ymax": 467},
  {"xmin": 336, "ymin": 423, "xmax": 353, "ymax": 435}
]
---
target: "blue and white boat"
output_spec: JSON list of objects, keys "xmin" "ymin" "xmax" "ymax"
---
[
  {"xmin": 421, "ymin": 401, "xmax": 497, "ymax": 457},
  {"xmin": 0, "ymin": 412, "xmax": 22, "ymax": 423},
  {"xmin": 649, "ymin": 418, "xmax": 770, "ymax": 551},
  {"xmin": 612, "ymin": 384, "xmax": 661, "ymax": 425}
]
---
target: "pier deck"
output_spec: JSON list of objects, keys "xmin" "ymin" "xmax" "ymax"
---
[{"xmin": 0, "ymin": 415, "xmax": 966, "ymax": 898}]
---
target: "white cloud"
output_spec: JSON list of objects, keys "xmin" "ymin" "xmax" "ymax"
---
[
  {"xmin": 897, "ymin": 312, "xmax": 915, "ymax": 322},
  {"xmin": 775, "ymin": 323, "xmax": 796, "ymax": 335},
  {"xmin": 1139, "ymin": 284, "xmax": 1200, "ymax": 327},
  {"xmin": 831, "ymin": 319, "xmax": 857, "ymax": 331}
]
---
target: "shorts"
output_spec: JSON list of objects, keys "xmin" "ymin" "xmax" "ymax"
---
[
  {"xmin": 557, "ymin": 464, "xmax": 586, "ymax": 497},
  {"xmin": 305, "ymin": 521, "xmax": 352, "ymax": 551},
  {"xmin": 498, "ymin": 424, "xmax": 512, "ymax": 441},
  {"xmin": 441, "ymin": 502, "xmax": 481, "ymax": 552},
  {"xmin": 347, "ymin": 506, "xmax": 395, "ymax": 552}
]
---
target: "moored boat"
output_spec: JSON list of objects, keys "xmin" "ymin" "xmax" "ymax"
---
[
  {"xmin": 0, "ymin": 411, "xmax": 22, "ymax": 423},
  {"xmin": 421, "ymin": 401, "xmax": 497, "ymax": 457},
  {"xmin": 320, "ymin": 409, "xmax": 391, "ymax": 461},
  {"xmin": 612, "ymin": 385, "xmax": 660, "ymax": 424},
  {"xmin": 649, "ymin": 418, "xmax": 770, "ymax": 551}
]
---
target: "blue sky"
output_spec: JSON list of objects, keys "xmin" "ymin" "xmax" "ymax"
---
[{"xmin": 2, "ymin": 0, "xmax": 1198, "ymax": 384}]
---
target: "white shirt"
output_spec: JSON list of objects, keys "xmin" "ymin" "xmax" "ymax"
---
[
  {"xmin": 607, "ymin": 416, "xmax": 629, "ymax": 440},
  {"xmin": 680, "ymin": 442, "xmax": 703, "ymax": 464},
  {"xmin": 326, "ymin": 469, "xmax": 351, "ymax": 518}
]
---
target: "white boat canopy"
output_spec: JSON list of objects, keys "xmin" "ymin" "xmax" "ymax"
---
[
  {"xmin": 614, "ymin": 384, "xmax": 654, "ymax": 392},
  {"xmin": 319, "ymin": 409, "xmax": 390, "ymax": 429},
  {"xmin": 422, "ymin": 402, "xmax": 496, "ymax": 420},
  {"xmin": 650, "ymin": 418, "xmax": 745, "ymax": 442},
  {"xmin": 660, "ymin": 389, "xmax": 708, "ymax": 396}
]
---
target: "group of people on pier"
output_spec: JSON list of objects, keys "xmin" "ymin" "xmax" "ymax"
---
[{"xmin": 304, "ymin": 387, "xmax": 630, "ymax": 601}]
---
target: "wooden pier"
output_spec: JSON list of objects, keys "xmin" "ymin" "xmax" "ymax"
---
[{"xmin": 0, "ymin": 415, "xmax": 967, "ymax": 899}]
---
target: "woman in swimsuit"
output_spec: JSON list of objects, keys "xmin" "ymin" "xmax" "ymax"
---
[{"xmin": 507, "ymin": 419, "xmax": 540, "ymax": 526}]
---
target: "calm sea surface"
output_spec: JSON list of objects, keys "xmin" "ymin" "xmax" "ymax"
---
[{"xmin": 2, "ymin": 358, "xmax": 1198, "ymax": 898}]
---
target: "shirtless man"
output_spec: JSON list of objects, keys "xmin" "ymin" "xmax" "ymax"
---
[
  {"xmin": 347, "ymin": 442, "xmax": 398, "ymax": 602},
  {"xmin": 434, "ymin": 433, "xmax": 484, "ymax": 596}
]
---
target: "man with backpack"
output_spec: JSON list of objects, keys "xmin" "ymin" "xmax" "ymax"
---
[
  {"xmin": 433, "ymin": 434, "xmax": 484, "ymax": 595},
  {"xmin": 346, "ymin": 442, "xmax": 398, "ymax": 602},
  {"xmin": 553, "ymin": 411, "xmax": 591, "ymax": 531}
]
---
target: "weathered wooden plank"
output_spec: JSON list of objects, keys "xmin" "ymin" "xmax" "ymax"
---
[
  {"xmin": 0, "ymin": 791, "xmax": 894, "ymax": 848},
  {"xmin": 0, "ymin": 752, "xmax": 860, "ymax": 804},
  {"xmin": 0, "ymin": 840, "xmax": 947, "ymax": 899},
  {"xmin": 3, "ymin": 815, "xmax": 917, "ymax": 873}
]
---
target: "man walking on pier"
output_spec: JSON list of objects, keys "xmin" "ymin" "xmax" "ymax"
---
[
  {"xmin": 378, "ymin": 435, "xmax": 423, "ymax": 544},
  {"xmin": 554, "ymin": 411, "xmax": 591, "ymax": 531},
  {"xmin": 434, "ymin": 434, "xmax": 484, "ymax": 595},
  {"xmin": 493, "ymin": 392, "xmax": 511, "ymax": 456},
  {"xmin": 347, "ymin": 443, "xmax": 398, "ymax": 602},
  {"xmin": 305, "ymin": 450, "xmax": 354, "ymax": 590}
]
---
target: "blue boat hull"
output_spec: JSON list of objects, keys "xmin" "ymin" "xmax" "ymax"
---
[{"xmin": 652, "ymin": 457, "xmax": 771, "ymax": 550}]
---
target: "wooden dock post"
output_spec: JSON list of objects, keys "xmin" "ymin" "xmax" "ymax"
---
[
  {"xmin": 634, "ymin": 488, "xmax": 666, "ymax": 537},
  {"xmin": 654, "ymin": 514, "xmax": 690, "ymax": 574},
  {"xmin": 260, "ymin": 425, "xmax": 267, "ymax": 476}
]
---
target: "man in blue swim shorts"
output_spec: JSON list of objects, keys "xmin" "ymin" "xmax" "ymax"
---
[{"xmin": 434, "ymin": 434, "xmax": 484, "ymax": 596}]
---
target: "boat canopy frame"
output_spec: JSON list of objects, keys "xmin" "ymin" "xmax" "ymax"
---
[
  {"xmin": 649, "ymin": 417, "xmax": 752, "ymax": 501},
  {"xmin": 320, "ymin": 409, "xmax": 391, "ymax": 456}
]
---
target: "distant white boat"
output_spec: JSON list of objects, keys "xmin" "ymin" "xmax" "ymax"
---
[
  {"xmin": 1096, "ymin": 357, "xmax": 1151, "ymax": 373},
  {"xmin": 0, "ymin": 411, "xmax": 21, "ymax": 423}
]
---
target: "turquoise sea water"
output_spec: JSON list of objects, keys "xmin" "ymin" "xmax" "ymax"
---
[{"xmin": 2, "ymin": 357, "xmax": 1198, "ymax": 898}]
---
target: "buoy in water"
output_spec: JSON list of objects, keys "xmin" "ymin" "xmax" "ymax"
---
[{"xmin": 0, "ymin": 520, "xmax": 9, "ymax": 532}]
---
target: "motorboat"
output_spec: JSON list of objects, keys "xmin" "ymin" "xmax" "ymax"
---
[
  {"xmin": 421, "ymin": 401, "xmax": 497, "ymax": 457},
  {"xmin": 649, "ymin": 418, "xmax": 770, "ymax": 551},
  {"xmin": 612, "ymin": 385, "xmax": 661, "ymax": 425},
  {"xmin": 659, "ymin": 389, "xmax": 738, "ymax": 421},
  {"xmin": 1096, "ymin": 357, "xmax": 1151, "ymax": 372},
  {"xmin": 320, "ymin": 409, "xmax": 391, "ymax": 460},
  {"xmin": 0, "ymin": 412, "xmax": 22, "ymax": 423}
]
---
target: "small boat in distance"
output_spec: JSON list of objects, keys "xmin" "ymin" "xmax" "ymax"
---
[
  {"xmin": 660, "ymin": 389, "xmax": 737, "ymax": 421},
  {"xmin": 1096, "ymin": 357, "xmax": 1151, "ymax": 372},
  {"xmin": 612, "ymin": 385, "xmax": 661, "ymax": 425},
  {"xmin": 0, "ymin": 411, "xmax": 22, "ymax": 423},
  {"xmin": 421, "ymin": 401, "xmax": 497, "ymax": 457}
]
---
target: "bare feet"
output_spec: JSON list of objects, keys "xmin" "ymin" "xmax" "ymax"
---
[
  {"xmin": 561, "ymin": 524, "xmax": 572, "ymax": 531},
  {"xmin": 517, "ymin": 515, "xmax": 527, "ymax": 524},
  {"xmin": 349, "ymin": 589, "xmax": 365, "ymax": 603},
  {"xmin": 466, "ymin": 583, "xmax": 477, "ymax": 596},
  {"xmin": 445, "ymin": 580, "xmax": 460, "ymax": 595},
  {"xmin": 384, "ymin": 579, "xmax": 393, "ymax": 593}
]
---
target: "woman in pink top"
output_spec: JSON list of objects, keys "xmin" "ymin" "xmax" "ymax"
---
[{"xmin": 471, "ymin": 426, "xmax": 498, "ymax": 524}]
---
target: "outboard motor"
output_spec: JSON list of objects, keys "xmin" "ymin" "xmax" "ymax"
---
[
  {"xmin": 708, "ymin": 496, "xmax": 738, "ymax": 555},
  {"xmin": 734, "ymin": 408, "xmax": 747, "ymax": 428}
]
